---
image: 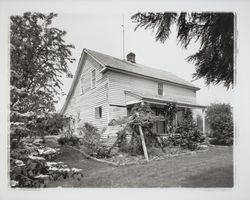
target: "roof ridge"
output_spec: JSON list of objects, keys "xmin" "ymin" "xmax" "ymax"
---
[
  {"xmin": 87, "ymin": 49, "xmax": 173, "ymax": 73},
  {"xmin": 85, "ymin": 48, "xmax": 199, "ymax": 90}
]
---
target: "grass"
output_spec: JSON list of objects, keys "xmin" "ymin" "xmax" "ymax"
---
[{"xmin": 46, "ymin": 136, "xmax": 233, "ymax": 188}]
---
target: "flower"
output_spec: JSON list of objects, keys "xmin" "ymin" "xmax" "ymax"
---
[
  {"xmin": 15, "ymin": 159, "xmax": 25, "ymax": 167},
  {"xmin": 10, "ymin": 180, "xmax": 19, "ymax": 187},
  {"xmin": 28, "ymin": 155, "xmax": 45, "ymax": 161},
  {"xmin": 45, "ymin": 162, "xmax": 58, "ymax": 167},
  {"xmin": 34, "ymin": 174, "xmax": 49, "ymax": 179},
  {"xmin": 71, "ymin": 168, "xmax": 82, "ymax": 173},
  {"xmin": 58, "ymin": 168, "xmax": 70, "ymax": 172},
  {"xmin": 38, "ymin": 147, "xmax": 58, "ymax": 155},
  {"xmin": 43, "ymin": 149, "xmax": 57, "ymax": 155},
  {"xmin": 48, "ymin": 167, "xmax": 59, "ymax": 171}
]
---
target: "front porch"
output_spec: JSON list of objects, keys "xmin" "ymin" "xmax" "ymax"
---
[{"xmin": 125, "ymin": 90, "xmax": 206, "ymax": 135}]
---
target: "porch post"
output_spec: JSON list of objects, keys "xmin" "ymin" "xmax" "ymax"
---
[{"xmin": 202, "ymin": 108, "xmax": 206, "ymax": 135}]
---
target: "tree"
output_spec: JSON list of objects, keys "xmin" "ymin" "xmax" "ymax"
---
[
  {"xmin": 206, "ymin": 103, "xmax": 233, "ymax": 145},
  {"xmin": 10, "ymin": 12, "xmax": 75, "ymax": 137},
  {"xmin": 131, "ymin": 12, "xmax": 234, "ymax": 88},
  {"xmin": 10, "ymin": 12, "xmax": 80, "ymax": 188},
  {"xmin": 10, "ymin": 12, "xmax": 75, "ymax": 117}
]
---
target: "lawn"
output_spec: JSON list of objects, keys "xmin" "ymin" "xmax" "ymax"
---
[{"xmin": 46, "ymin": 137, "xmax": 233, "ymax": 188}]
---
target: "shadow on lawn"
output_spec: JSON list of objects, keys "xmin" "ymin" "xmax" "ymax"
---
[{"xmin": 182, "ymin": 164, "xmax": 234, "ymax": 188}]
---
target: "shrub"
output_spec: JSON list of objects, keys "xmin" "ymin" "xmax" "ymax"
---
[
  {"xmin": 10, "ymin": 139, "xmax": 83, "ymax": 188},
  {"xmin": 196, "ymin": 114, "xmax": 203, "ymax": 132},
  {"xmin": 83, "ymin": 122, "xmax": 98, "ymax": 133},
  {"xmin": 95, "ymin": 146, "xmax": 110, "ymax": 158},
  {"xmin": 168, "ymin": 118, "xmax": 205, "ymax": 150},
  {"xmin": 163, "ymin": 103, "xmax": 177, "ymax": 133},
  {"xmin": 81, "ymin": 122, "xmax": 100, "ymax": 149},
  {"xmin": 206, "ymin": 103, "xmax": 233, "ymax": 146},
  {"xmin": 42, "ymin": 113, "xmax": 69, "ymax": 135},
  {"xmin": 79, "ymin": 122, "xmax": 110, "ymax": 158},
  {"xmin": 126, "ymin": 132, "xmax": 143, "ymax": 155},
  {"xmin": 57, "ymin": 134, "xmax": 80, "ymax": 146}
]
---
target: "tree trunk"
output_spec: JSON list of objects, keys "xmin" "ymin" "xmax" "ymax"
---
[
  {"xmin": 138, "ymin": 125, "xmax": 149, "ymax": 161},
  {"xmin": 147, "ymin": 128, "xmax": 165, "ymax": 153},
  {"xmin": 107, "ymin": 130, "xmax": 126, "ymax": 155}
]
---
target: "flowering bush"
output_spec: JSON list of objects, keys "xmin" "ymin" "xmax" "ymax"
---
[
  {"xmin": 10, "ymin": 139, "xmax": 83, "ymax": 188},
  {"xmin": 9, "ymin": 12, "xmax": 78, "ymax": 188}
]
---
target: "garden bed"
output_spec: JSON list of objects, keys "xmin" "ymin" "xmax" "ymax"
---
[
  {"xmin": 101, "ymin": 145, "xmax": 210, "ymax": 166},
  {"xmin": 44, "ymin": 135, "xmax": 210, "ymax": 167}
]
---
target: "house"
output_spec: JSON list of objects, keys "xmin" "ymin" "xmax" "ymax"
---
[{"xmin": 61, "ymin": 48, "xmax": 206, "ymax": 136}]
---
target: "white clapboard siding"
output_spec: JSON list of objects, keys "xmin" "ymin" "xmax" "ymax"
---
[
  {"xmin": 64, "ymin": 55, "xmax": 109, "ymax": 131},
  {"xmin": 63, "ymin": 53, "xmax": 198, "ymax": 131},
  {"xmin": 109, "ymin": 105, "xmax": 127, "ymax": 121},
  {"xmin": 108, "ymin": 70, "xmax": 196, "ymax": 106}
]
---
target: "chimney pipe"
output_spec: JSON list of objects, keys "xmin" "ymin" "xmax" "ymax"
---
[{"xmin": 126, "ymin": 52, "xmax": 136, "ymax": 63}]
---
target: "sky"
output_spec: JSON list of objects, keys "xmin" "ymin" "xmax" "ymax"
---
[{"xmin": 53, "ymin": 13, "xmax": 233, "ymax": 111}]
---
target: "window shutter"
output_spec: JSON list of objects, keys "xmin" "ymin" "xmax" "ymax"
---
[
  {"xmin": 99, "ymin": 107, "xmax": 102, "ymax": 118},
  {"xmin": 92, "ymin": 70, "xmax": 96, "ymax": 88}
]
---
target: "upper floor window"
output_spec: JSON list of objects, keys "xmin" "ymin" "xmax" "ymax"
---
[
  {"xmin": 158, "ymin": 82, "xmax": 163, "ymax": 96},
  {"xmin": 91, "ymin": 69, "xmax": 96, "ymax": 88},
  {"xmin": 80, "ymin": 75, "xmax": 84, "ymax": 94}
]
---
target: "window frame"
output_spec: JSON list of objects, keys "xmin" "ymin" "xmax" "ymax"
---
[
  {"xmin": 95, "ymin": 106, "xmax": 102, "ymax": 119},
  {"xmin": 158, "ymin": 82, "xmax": 163, "ymax": 96}
]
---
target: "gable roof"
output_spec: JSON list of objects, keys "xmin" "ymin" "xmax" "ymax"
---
[
  {"xmin": 61, "ymin": 48, "xmax": 200, "ymax": 114},
  {"xmin": 86, "ymin": 49, "xmax": 199, "ymax": 90}
]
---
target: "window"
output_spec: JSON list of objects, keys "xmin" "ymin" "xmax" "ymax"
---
[
  {"xmin": 80, "ymin": 75, "xmax": 84, "ymax": 94},
  {"xmin": 154, "ymin": 108, "xmax": 166, "ymax": 134},
  {"xmin": 156, "ymin": 121, "xmax": 165, "ymax": 134},
  {"xmin": 95, "ymin": 106, "xmax": 102, "ymax": 119},
  {"xmin": 91, "ymin": 69, "xmax": 96, "ymax": 88},
  {"xmin": 158, "ymin": 82, "xmax": 163, "ymax": 96}
]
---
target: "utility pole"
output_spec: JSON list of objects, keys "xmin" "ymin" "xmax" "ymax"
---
[{"xmin": 122, "ymin": 14, "xmax": 125, "ymax": 60}]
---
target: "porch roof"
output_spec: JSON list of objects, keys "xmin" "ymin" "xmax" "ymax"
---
[{"xmin": 125, "ymin": 90, "xmax": 206, "ymax": 109}]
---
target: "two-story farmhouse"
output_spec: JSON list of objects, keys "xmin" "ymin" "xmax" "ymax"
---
[{"xmin": 61, "ymin": 48, "xmax": 206, "ymax": 135}]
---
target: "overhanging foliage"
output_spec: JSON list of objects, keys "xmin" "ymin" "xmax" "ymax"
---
[{"xmin": 131, "ymin": 12, "xmax": 234, "ymax": 88}]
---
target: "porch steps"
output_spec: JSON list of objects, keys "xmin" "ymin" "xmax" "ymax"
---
[{"xmin": 100, "ymin": 125, "xmax": 126, "ymax": 147}]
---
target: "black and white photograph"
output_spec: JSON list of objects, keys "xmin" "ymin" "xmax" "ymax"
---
[{"xmin": 1, "ymin": 0, "xmax": 250, "ymax": 199}]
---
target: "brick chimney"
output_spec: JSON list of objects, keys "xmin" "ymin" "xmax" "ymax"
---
[{"xmin": 126, "ymin": 52, "xmax": 136, "ymax": 63}]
